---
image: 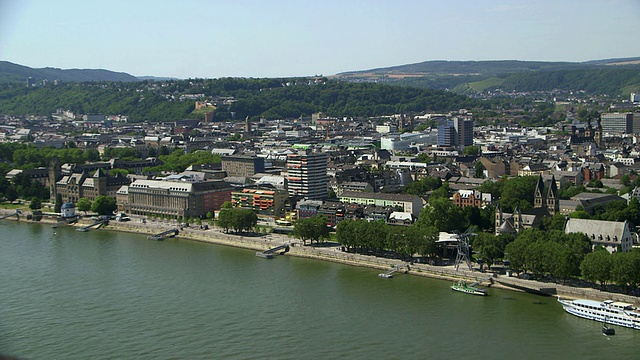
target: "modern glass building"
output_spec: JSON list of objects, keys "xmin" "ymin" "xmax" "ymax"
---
[{"xmin": 601, "ymin": 112, "xmax": 633, "ymax": 134}]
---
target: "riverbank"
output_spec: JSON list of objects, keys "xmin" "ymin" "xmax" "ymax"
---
[{"xmin": 4, "ymin": 209, "xmax": 640, "ymax": 306}]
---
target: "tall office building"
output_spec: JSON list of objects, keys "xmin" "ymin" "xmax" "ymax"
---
[
  {"xmin": 601, "ymin": 112, "xmax": 633, "ymax": 134},
  {"xmin": 437, "ymin": 118, "xmax": 474, "ymax": 150},
  {"xmin": 286, "ymin": 150, "xmax": 328, "ymax": 200},
  {"xmin": 437, "ymin": 120, "xmax": 456, "ymax": 147}
]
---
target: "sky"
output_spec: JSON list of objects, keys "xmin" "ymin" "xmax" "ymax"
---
[{"xmin": 1, "ymin": 0, "xmax": 639, "ymax": 79}]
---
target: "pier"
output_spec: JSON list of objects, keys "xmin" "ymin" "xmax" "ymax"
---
[
  {"xmin": 147, "ymin": 228, "xmax": 179, "ymax": 241},
  {"xmin": 51, "ymin": 217, "xmax": 79, "ymax": 228},
  {"xmin": 378, "ymin": 264, "xmax": 403, "ymax": 278},
  {"xmin": 76, "ymin": 220, "xmax": 108, "ymax": 232},
  {"xmin": 495, "ymin": 276, "xmax": 556, "ymax": 296},
  {"xmin": 0, "ymin": 210, "xmax": 21, "ymax": 221},
  {"xmin": 256, "ymin": 243, "xmax": 290, "ymax": 259}
]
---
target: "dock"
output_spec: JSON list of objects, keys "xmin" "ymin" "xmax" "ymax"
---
[
  {"xmin": 76, "ymin": 220, "xmax": 108, "ymax": 232},
  {"xmin": 378, "ymin": 264, "xmax": 402, "ymax": 278},
  {"xmin": 51, "ymin": 217, "xmax": 78, "ymax": 228},
  {"xmin": 0, "ymin": 210, "xmax": 21, "ymax": 221},
  {"xmin": 495, "ymin": 276, "xmax": 556, "ymax": 296},
  {"xmin": 256, "ymin": 244, "xmax": 290, "ymax": 259},
  {"xmin": 147, "ymin": 228, "xmax": 179, "ymax": 241}
]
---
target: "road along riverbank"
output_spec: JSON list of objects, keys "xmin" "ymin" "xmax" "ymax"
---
[{"xmin": 3, "ymin": 209, "xmax": 640, "ymax": 305}]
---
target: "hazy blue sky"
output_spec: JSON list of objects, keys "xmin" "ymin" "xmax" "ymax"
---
[{"xmin": 1, "ymin": 0, "xmax": 639, "ymax": 78}]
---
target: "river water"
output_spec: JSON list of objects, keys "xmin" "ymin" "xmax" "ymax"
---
[{"xmin": 0, "ymin": 221, "xmax": 638, "ymax": 359}]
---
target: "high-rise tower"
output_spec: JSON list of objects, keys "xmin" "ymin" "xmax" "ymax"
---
[{"xmin": 286, "ymin": 150, "xmax": 328, "ymax": 200}]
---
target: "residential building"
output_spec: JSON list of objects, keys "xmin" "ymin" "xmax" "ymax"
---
[
  {"xmin": 118, "ymin": 179, "xmax": 233, "ymax": 219},
  {"xmin": 565, "ymin": 218, "xmax": 635, "ymax": 253},
  {"xmin": 286, "ymin": 150, "xmax": 328, "ymax": 200},
  {"xmin": 231, "ymin": 186, "xmax": 288, "ymax": 217},
  {"xmin": 222, "ymin": 155, "xmax": 265, "ymax": 178},
  {"xmin": 452, "ymin": 190, "xmax": 491, "ymax": 208},
  {"xmin": 339, "ymin": 191, "xmax": 422, "ymax": 217}
]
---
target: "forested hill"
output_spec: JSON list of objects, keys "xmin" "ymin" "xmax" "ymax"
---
[
  {"xmin": 0, "ymin": 78, "xmax": 483, "ymax": 122},
  {"xmin": 0, "ymin": 61, "xmax": 139, "ymax": 83},
  {"xmin": 335, "ymin": 58, "xmax": 640, "ymax": 96}
]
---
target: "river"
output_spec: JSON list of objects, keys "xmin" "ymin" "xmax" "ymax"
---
[{"xmin": 0, "ymin": 221, "xmax": 637, "ymax": 359}]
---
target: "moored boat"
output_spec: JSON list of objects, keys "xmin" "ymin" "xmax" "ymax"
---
[
  {"xmin": 451, "ymin": 280, "xmax": 487, "ymax": 296},
  {"xmin": 558, "ymin": 298, "xmax": 640, "ymax": 330}
]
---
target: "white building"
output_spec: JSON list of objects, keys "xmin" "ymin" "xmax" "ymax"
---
[{"xmin": 564, "ymin": 218, "xmax": 635, "ymax": 253}]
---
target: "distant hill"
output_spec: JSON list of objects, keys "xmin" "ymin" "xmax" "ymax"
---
[
  {"xmin": 0, "ymin": 61, "xmax": 140, "ymax": 83},
  {"xmin": 334, "ymin": 58, "xmax": 640, "ymax": 96},
  {"xmin": 337, "ymin": 58, "xmax": 640, "ymax": 77}
]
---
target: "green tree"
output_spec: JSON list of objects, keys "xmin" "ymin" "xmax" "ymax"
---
[
  {"xmin": 474, "ymin": 161, "xmax": 486, "ymax": 179},
  {"xmin": 416, "ymin": 197, "xmax": 464, "ymax": 232},
  {"xmin": 462, "ymin": 145, "xmax": 480, "ymax": 157},
  {"xmin": 76, "ymin": 197, "xmax": 92, "ymax": 215},
  {"xmin": 234, "ymin": 209, "xmax": 258, "ymax": 233},
  {"xmin": 91, "ymin": 195, "xmax": 116, "ymax": 215},
  {"xmin": 580, "ymin": 249, "xmax": 612, "ymax": 289},
  {"xmin": 294, "ymin": 215, "xmax": 330, "ymax": 245},
  {"xmin": 541, "ymin": 213, "xmax": 568, "ymax": 231},
  {"xmin": 217, "ymin": 208, "xmax": 233, "ymax": 233},
  {"xmin": 54, "ymin": 193, "xmax": 63, "ymax": 213},
  {"xmin": 29, "ymin": 197, "xmax": 42, "ymax": 210},
  {"xmin": 499, "ymin": 176, "xmax": 538, "ymax": 212},
  {"xmin": 472, "ymin": 232, "xmax": 507, "ymax": 269}
]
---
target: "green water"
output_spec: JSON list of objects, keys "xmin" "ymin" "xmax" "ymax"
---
[{"xmin": 0, "ymin": 221, "xmax": 637, "ymax": 359}]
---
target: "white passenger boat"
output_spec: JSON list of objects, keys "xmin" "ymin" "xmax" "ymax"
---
[{"xmin": 557, "ymin": 298, "xmax": 640, "ymax": 330}]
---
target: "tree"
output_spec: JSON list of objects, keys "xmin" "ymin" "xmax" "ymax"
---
[
  {"xmin": 54, "ymin": 193, "xmax": 62, "ymax": 213},
  {"xmin": 234, "ymin": 209, "xmax": 257, "ymax": 233},
  {"xmin": 217, "ymin": 208, "xmax": 233, "ymax": 233},
  {"xmin": 472, "ymin": 232, "xmax": 507, "ymax": 269},
  {"xmin": 5, "ymin": 186, "xmax": 18, "ymax": 202},
  {"xmin": 474, "ymin": 161, "xmax": 486, "ymax": 179},
  {"xmin": 416, "ymin": 197, "xmax": 464, "ymax": 232},
  {"xmin": 541, "ymin": 213, "xmax": 568, "ymax": 231},
  {"xmin": 91, "ymin": 195, "xmax": 116, "ymax": 215},
  {"xmin": 294, "ymin": 215, "xmax": 330, "ymax": 245},
  {"xmin": 462, "ymin": 145, "xmax": 480, "ymax": 157},
  {"xmin": 499, "ymin": 176, "xmax": 538, "ymax": 212},
  {"xmin": 580, "ymin": 249, "xmax": 612, "ymax": 289},
  {"xmin": 77, "ymin": 197, "xmax": 92, "ymax": 215},
  {"xmin": 29, "ymin": 197, "xmax": 42, "ymax": 210}
]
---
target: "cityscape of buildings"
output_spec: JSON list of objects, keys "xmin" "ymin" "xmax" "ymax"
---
[{"xmin": 3, "ymin": 90, "xmax": 640, "ymax": 255}]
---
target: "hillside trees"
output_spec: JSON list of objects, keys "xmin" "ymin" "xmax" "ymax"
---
[{"xmin": 0, "ymin": 79, "xmax": 484, "ymax": 122}]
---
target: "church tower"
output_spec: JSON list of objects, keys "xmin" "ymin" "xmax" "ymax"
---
[
  {"xmin": 584, "ymin": 114, "xmax": 593, "ymax": 139},
  {"xmin": 534, "ymin": 175, "xmax": 546, "ymax": 209},
  {"xmin": 49, "ymin": 157, "xmax": 61, "ymax": 198},
  {"xmin": 495, "ymin": 203, "xmax": 503, "ymax": 231},
  {"xmin": 546, "ymin": 175, "xmax": 559, "ymax": 215},
  {"xmin": 594, "ymin": 115, "xmax": 603, "ymax": 148}
]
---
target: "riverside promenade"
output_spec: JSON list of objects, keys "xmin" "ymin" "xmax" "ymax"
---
[{"xmin": 3, "ymin": 208, "xmax": 640, "ymax": 306}]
